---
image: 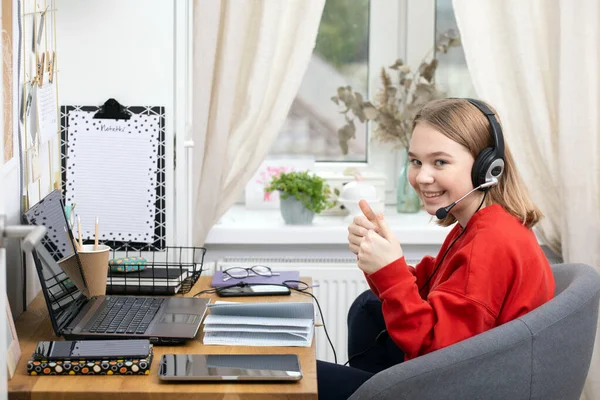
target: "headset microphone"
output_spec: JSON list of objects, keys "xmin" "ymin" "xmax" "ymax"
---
[{"xmin": 435, "ymin": 178, "xmax": 498, "ymax": 220}]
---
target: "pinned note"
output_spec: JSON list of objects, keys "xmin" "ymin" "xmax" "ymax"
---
[
  {"xmin": 30, "ymin": 146, "xmax": 41, "ymax": 182},
  {"xmin": 36, "ymin": 77, "xmax": 58, "ymax": 142}
]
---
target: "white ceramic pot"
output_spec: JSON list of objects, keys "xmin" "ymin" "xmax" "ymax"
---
[{"xmin": 338, "ymin": 181, "xmax": 383, "ymax": 216}]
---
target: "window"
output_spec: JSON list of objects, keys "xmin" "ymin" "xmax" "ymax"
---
[
  {"xmin": 264, "ymin": 0, "xmax": 407, "ymax": 204},
  {"xmin": 269, "ymin": 0, "xmax": 370, "ymax": 162},
  {"xmin": 174, "ymin": 1, "xmax": 479, "ymax": 216},
  {"xmin": 434, "ymin": 0, "xmax": 476, "ymax": 98},
  {"xmin": 268, "ymin": 0, "xmax": 477, "ymax": 202}
]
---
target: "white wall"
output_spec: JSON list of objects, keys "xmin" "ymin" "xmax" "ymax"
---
[
  {"xmin": 5, "ymin": 0, "xmax": 178, "ymax": 315},
  {"xmin": 56, "ymin": 1, "xmax": 175, "ymax": 107}
]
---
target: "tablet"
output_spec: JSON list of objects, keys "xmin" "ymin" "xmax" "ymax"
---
[
  {"xmin": 158, "ymin": 354, "xmax": 302, "ymax": 381},
  {"xmin": 216, "ymin": 284, "xmax": 291, "ymax": 297}
]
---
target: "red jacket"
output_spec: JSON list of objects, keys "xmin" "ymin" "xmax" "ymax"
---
[{"xmin": 366, "ymin": 204, "xmax": 555, "ymax": 361}]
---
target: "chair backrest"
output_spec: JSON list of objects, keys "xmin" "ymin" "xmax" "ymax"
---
[
  {"xmin": 520, "ymin": 263, "xmax": 600, "ymax": 399},
  {"xmin": 349, "ymin": 263, "xmax": 600, "ymax": 400}
]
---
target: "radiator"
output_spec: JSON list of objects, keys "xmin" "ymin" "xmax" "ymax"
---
[{"xmin": 214, "ymin": 256, "xmax": 420, "ymax": 364}]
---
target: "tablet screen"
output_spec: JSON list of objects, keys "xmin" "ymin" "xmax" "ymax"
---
[{"xmin": 158, "ymin": 354, "xmax": 302, "ymax": 381}]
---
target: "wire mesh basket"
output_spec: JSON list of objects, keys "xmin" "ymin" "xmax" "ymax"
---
[{"xmin": 105, "ymin": 246, "xmax": 207, "ymax": 295}]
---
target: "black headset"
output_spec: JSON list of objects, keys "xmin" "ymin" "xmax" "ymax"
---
[{"xmin": 464, "ymin": 98, "xmax": 505, "ymax": 189}]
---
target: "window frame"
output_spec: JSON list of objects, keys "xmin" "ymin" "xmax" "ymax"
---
[
  {"xmin": 172, "ymin": 0, "xmax": 436, "ymax": 243},
  {"xmin": 315, "ymin": 0, "xmax": 434, "ymax": 204}
]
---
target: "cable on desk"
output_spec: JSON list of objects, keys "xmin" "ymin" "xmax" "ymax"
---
[
  {"xmin": 283, "ymin": 280, "xmax": 338, "ymax": 365},
  {"xmin": 193, "ymin": 279, "xmax": 338, "ymax": 365}
]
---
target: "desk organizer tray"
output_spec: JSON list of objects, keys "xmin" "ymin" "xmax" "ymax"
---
[
  {"xmin": 27, "ymin": 347, "xmax": 154, "ymax": 376},
  {"xmin": 105, "ymin": 246, "xmax": 207, "ymax": 296}
]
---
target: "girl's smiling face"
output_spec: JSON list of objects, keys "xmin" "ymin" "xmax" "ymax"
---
[{"xmin": 408, "ymin": 122, "xmax": 484, "ymax": 226}]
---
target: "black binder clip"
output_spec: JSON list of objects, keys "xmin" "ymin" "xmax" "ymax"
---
[{"xmin": 93, "ymin": 98, "xmax": 131, "ymax": 121}]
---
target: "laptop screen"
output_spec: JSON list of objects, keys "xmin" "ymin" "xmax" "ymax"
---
[{"xmin": 24, "ymin": 190, "xmax": 88, "ymax": 332}]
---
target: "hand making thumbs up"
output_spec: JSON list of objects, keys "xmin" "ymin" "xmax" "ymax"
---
[
  {"xmin": 353, "ymin": 200, "xmax": 404, "ymax": 275},
  {"xmin": 347, "ymin": 200, "xmax": 381, "ymax": 256}
]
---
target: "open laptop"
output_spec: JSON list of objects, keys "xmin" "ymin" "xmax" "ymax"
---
[{"xmin": 24, "ymin": 190, "xmax": 210, "ymax": 345}]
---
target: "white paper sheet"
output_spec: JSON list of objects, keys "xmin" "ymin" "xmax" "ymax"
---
[
  {"xmin": 29, "ymin": 145, "xmax": 41, "ymax": 182},
  {"xmin": 207, "ymin": 301, "xmax": 314, "ymax": 319},
  {"xmin": 36, "ymin": 78, "xmax": 58, "ymax": 143},
  {"xmin": 203, "ymin": 324, "xmax": 310, "ymax": 334},
  {"xmin": 204, "ymin": 314, "xmax": 313, "ymax": 328},
  {"xmin": 65, "ymin": 111, "xmax": 159, "ymax": 243},
  {"xmin": 203, "ymin": 331, "xmax": 313, "ymax": 347}
]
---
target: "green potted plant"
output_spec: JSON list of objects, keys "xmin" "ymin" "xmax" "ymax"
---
[{"xmin": 264, "ymin": 171, "xmax": 333, "ymax": 225}]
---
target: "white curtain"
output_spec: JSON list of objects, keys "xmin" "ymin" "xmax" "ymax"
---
[
  {"xmin": 190, "ymin": 0, "xmax": 325, "ymax": 245},
  {"xmin": 453, "ymin": 0, "xmax": 600, "ymax": 398}
]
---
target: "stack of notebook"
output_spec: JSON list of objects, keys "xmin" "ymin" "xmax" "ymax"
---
[{"xmin": 202, "ymin": 302, "xmax": 314, "ymax": 347}]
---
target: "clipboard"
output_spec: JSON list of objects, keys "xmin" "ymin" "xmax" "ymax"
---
[
  {"xmin": 93, "ymin": 98, "xmax": 132, "ymax": 121},
  {"xmin": 59, "ymin": 100, "xmax": 166, "ymax": 251}
]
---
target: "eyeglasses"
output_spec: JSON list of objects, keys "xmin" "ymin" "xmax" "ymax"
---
[{"xmin": 222, "ymin": 265, "xmax": 280, "ymax": 282}]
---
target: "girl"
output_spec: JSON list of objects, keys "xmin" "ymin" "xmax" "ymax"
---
[{"xmin": 317, "ymin": 98, "xmax": 555, "ymax": 399}]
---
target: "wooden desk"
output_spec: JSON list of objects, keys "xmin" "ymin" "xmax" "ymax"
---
[{"xmin": 8, "ymin": 277, "xmax": 317, "ymax": 400}]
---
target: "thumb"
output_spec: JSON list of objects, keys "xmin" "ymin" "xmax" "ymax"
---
[
  {"xmin": 376, "ymin": 213, "xmax": 396, "ymax": 242},
  {"xmin": 359, "ymin": 200, "xmax": 378, "ymax": 224}
]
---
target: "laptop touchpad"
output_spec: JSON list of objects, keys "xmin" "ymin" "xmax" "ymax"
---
[{"xmin": 160, "ymin": 313, "xmax": 199, "ymax": 325}]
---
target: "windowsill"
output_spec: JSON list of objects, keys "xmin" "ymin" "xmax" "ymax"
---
[{"xmin": 205, "ymin": 205, "xmax": 452, "ymax": 245}]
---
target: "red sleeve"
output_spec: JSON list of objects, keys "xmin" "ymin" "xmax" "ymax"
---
[
  {"xmin": 365, "ymin": 224, "xmax": 460, "ymax": 299},
  {"xmin": 367, "ymin": 256, "xmax": 496, "ymax": 360},
  {"xmin": 365, "ymin": 257, "xmax": 433, "ymax": 299}
]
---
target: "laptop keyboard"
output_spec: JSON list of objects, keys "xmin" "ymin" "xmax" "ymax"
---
[{"xmin": 86, "ymin": 297, "xmax": 165, "ymax": 334}]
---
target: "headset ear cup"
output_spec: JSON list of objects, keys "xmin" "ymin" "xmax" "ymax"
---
[{"xmin": 471, "ymin": 147, "xmax": 496, "ymax": 187}]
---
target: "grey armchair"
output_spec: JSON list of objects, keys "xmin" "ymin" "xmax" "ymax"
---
[{"xmin": 349, "ymin": 263, "xmax": 600, "ymax": 400}]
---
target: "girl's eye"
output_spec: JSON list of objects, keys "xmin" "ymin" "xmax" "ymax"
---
[
  {"xmin": 410, "ymin": 159, "xmax": 421, "ymax": 166},
  {"xmin": 435, "ymin": 160, "xmax": 447, "ymax": 167}
]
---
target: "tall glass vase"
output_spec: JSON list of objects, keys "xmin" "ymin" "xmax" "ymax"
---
[{"xmin": 396, "ymin": 149, "xmax": 421, "ymax": 213}]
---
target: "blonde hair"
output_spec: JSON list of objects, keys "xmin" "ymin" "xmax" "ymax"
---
[{"xmin": 412, "ymin": 98, "xmax": 542, "ymax": 228}]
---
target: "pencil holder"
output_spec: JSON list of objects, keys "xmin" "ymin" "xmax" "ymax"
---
[
  {"xmin": 59, "ymin": 245, "xmax": 110, "ymax": 297},
  {"xmin": 78, "ymin": 245, "xmax": 111, "ymax": 297}
]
